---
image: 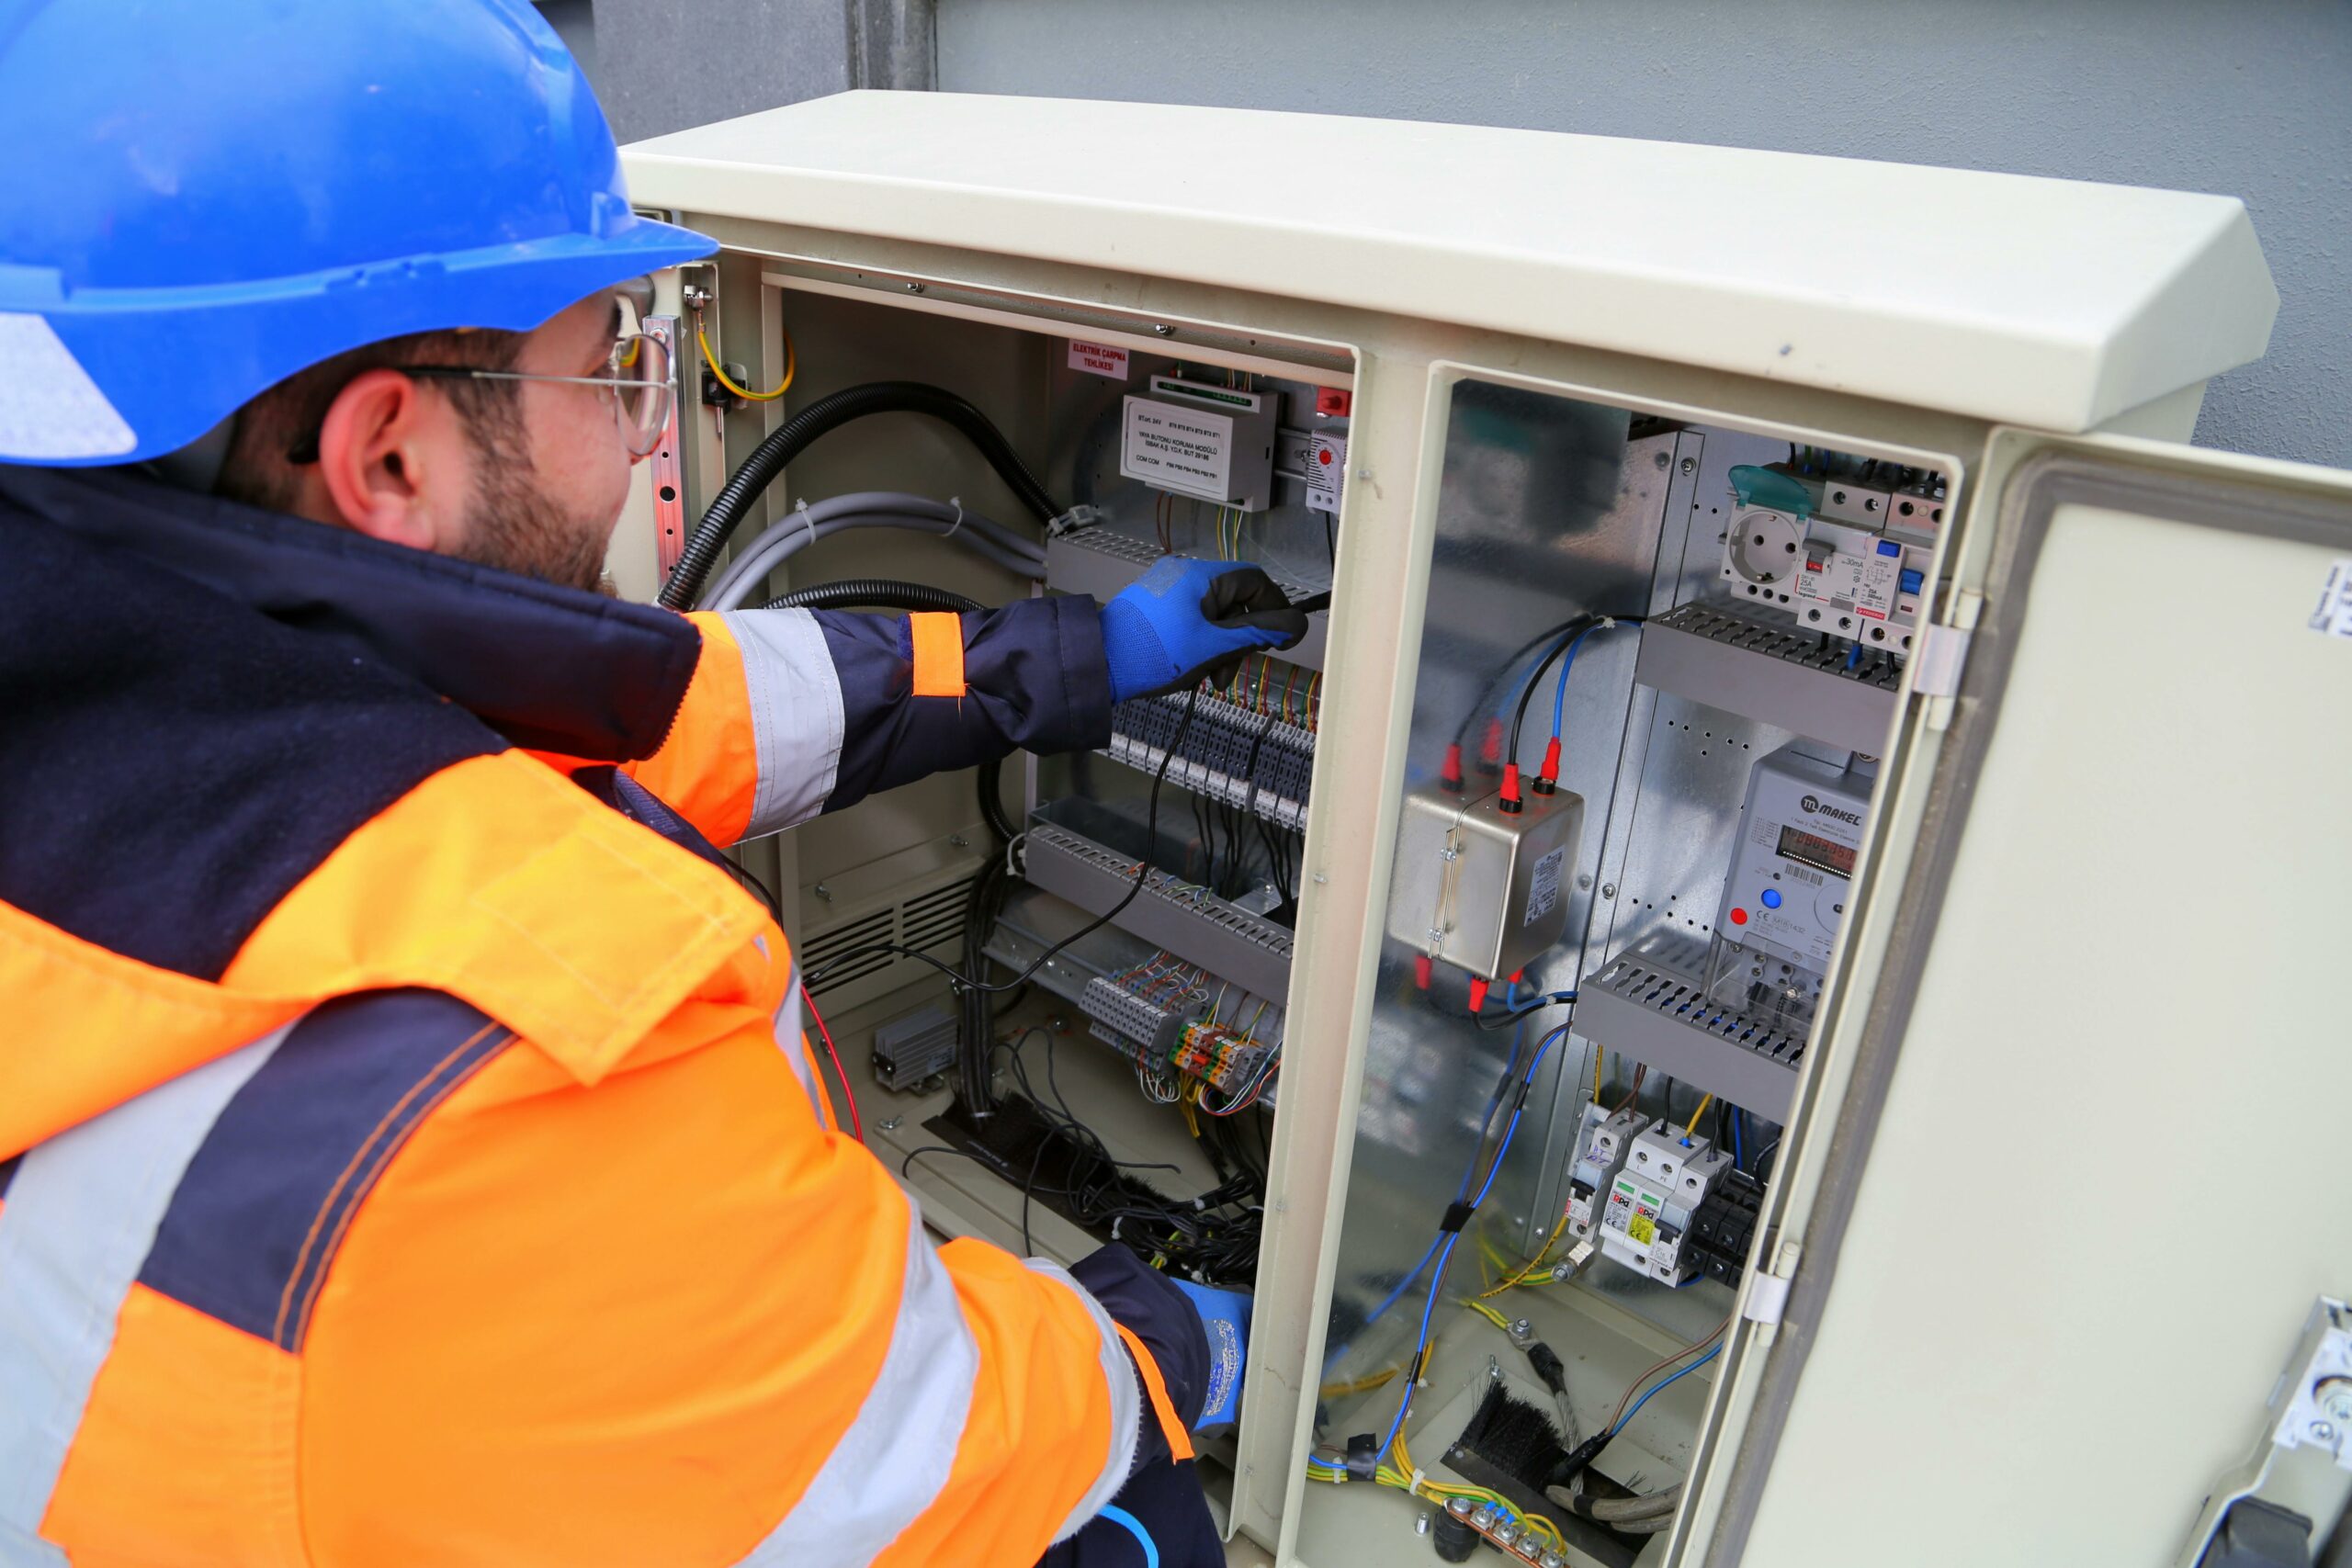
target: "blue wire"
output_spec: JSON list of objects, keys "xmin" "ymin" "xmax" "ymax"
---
[
  {"xmin": 1546, "ymin": 625, "xmax": 1600, "ymax": 738},
  {"xmin": 1374, "ymin": 1023, "xmax": 1569, "ymax": 1463},
  {"xmin": 1098, "ymin": 1504, "xmax": 1159, "ymax": 1568},
  {"xmin": 1351, "ymin": 1234, "xmax": 1445, "ymax": 1341},
  {"xmin": 1375, "ymin": 1231, "xmax": 1459, "ymax": 1457},
  {"xmin": 1732, "ymin": 1108, "xmax": 1746, "ymax": 1169},
  {"xmin": 1611, "ymin": 1345, "xmax": 1722, "ymax": 1437},
  {"xmin": 1339, "ymin": 1015, "xmax": 1541, "ymax": 1354},
  {"xmin": 1546, "ymin": 618, "xmax": 1642, "ymax": 739}
]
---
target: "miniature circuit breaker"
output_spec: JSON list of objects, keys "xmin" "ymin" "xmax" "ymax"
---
[
  {"xmin": 1566, "ymin": 1104, "xmax": 1648, "ymax": 1235},
  {"xmin": 1599, "ymin": 1120, "xmax": 1735, "ymax": 1285}
]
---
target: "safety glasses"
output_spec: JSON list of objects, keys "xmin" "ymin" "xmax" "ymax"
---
[
  {"xmin": 285, "ymin": 286, "xmax": 676, "ymax": 465},
  {"xmin": 400, "ymin": 326, "xmax": 674, "ymax": 457}
]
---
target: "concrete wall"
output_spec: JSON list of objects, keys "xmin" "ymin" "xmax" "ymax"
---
[{"xmin": 933, "ymin": 0, "xmax": 2351, "ymax": 468}]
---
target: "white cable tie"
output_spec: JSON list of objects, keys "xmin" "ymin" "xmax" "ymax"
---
[
  {"xmin": 794, "ymin": 497, "xmax": 818, "ymax": 554},
  {"xmin": 1407, "ymin": 1467, "xmax": 1427, "ymax": 1495},
  {"xmin": 942, "ymin": 496, "xmax": 965, "ymax": 542},
  {"xmin": 1004, "ymin": 829, "xmax": 1028, "ymax": 879},
  {"xmin": 1047, "ymin": 503, "xmax": 1103, "ymax": 538}
]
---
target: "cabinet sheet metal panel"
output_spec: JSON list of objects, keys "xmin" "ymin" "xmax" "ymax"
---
[
  {"xmin": 624, "ymin": 91, "xmax": 2275, "ymax": 433},
  {"xmin": 1723, "ymin": 434, "xmax": 2352, "ymax": 1568}
]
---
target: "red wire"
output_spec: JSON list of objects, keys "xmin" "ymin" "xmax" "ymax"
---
[{"xmin": 800, "ymin": 981, "xmax": 863, "ymax": 1142}]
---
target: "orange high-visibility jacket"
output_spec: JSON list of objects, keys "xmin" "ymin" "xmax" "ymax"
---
[{"xmin": 0, "ymin": 467, "xmax": 1203, "ymax": 1565}]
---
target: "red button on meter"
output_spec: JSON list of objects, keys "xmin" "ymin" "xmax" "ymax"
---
[
  {"xmin": 1728, "ymin": 908, "xmax": 1748, "ymax": 926},
  {"xmin": 1318, "ymin": 447, "xmax": 1334, "ymax": 465}
]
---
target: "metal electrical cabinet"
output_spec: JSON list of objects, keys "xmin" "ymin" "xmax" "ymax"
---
[{"xmin": 615, "ymin": 93, "xmax": 2352, "ymax": 1568}]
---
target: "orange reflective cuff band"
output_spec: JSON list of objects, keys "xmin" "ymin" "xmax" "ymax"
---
[
  {"xmin": 1113, "ymin": 1321, "xmax": 1195, "ymax": 1464},
  {"xmin": 908, "ymin": 613, "xmax": 967, "ymax": 699}
]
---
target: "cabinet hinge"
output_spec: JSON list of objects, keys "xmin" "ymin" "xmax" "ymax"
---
[{"xmin": 1911, "ymin": 622, "xmax": 1973, "ymax": 699}]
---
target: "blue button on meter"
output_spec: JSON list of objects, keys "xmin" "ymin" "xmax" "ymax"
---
[{"xmin": 1760, "ymin": 888, "xmax": 1782, "ymax": 908}]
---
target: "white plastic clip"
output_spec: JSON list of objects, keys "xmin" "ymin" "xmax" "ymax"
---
[
  {"xmin": 942, "ymin": 496, "xmax": 965, "ymax": 542},
  {"xmin": 1047, "ymin": 503, "xmax": 1103, "ymax": 538},
  {"xmin": 1911, "ymin": 622, "xmax": 1973, "ymax": 698},
  {"xmin": 1744, "ymin": 1267, "xmax": 1794, "ymax": 1327},
  {"xmin": 1004, "ymin": 830, "xmax": 1028, "ymax": 880}
]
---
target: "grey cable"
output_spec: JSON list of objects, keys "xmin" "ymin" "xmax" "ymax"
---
[
  {"xmin": 696, "ymin": 491, "xmax": 1043, "ymax": 611},
  {"xmin": 703, "ymin": 504, "xmax": 1041, "ymax": 609},
  {"xmin": 705, "ymin": 513, "xmax": 1038, "ymax": 611}
]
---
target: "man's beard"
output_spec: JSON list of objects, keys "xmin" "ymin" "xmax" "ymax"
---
[{"xmin": 452, "ymin": 433, "xmax": 614, "ymax": 596}]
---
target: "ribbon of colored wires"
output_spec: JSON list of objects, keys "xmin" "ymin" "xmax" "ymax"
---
[{"xmin": 800, "ymin": 980, "xmax": 863, "ymax": 1142}]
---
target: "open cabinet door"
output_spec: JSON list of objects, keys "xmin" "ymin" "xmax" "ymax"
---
[{"xmin": 1699, "ymin": 431, "xmax": 2352, "ymax": 1568}]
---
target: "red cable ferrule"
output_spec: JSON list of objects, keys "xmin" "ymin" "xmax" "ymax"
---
[
  {"xmin": 1467, "ymin": 975, "xmax": 1490, "ymax": 1013},
  {"xmin": 1498, "ymin": 762, "xmax": 1524, "ymax": 814},
  {"xmin": 1532, "ymin": 737, "xmax": 1562, "ymax": 795},
  {"xmin": 1414, "ymin": 953, "xmax": 1434, "ymax": 991},
  {"xmin": 1440, "ymin": 741, "xmax": 1464, "ymax": 794}
]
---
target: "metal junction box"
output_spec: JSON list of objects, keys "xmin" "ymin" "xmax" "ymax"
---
[{"xmin": 1386, "ymin": 784, "xmax": 1585, "ymax": 982}]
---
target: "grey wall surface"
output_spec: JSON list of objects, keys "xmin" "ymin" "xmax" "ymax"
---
[
  {"xmin": 554, "ymin": 0, "xmax": 932, "ymax": 143},
  {"xmin": 934, "ymin": 0, "xmax": 2350, "ymax": 468}
]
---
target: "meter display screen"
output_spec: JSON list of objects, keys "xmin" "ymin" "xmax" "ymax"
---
[{"xmin": 1776, "ymin": 824, "xmax": 1856, "ymax": 880}]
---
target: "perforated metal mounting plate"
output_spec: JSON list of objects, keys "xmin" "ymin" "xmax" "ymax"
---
[{"xmin": 1577, "ymin": 940, "xmax": 1804, "ymax": 1121}]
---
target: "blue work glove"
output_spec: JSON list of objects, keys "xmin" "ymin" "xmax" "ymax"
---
[
  {"xmin": 1098, "ymin": 558, "xmax": 1309, "ymax": 705},
  {"xmin": 1169, "ymin": 1279, "xmax": 1251, "ymax": 1429}
]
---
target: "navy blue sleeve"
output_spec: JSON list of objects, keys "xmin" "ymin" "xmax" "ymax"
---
[
  {"xmin": 1071, "ymin": 1243, "xmax": 1213, "ymax": 1436},
  {"xmin": 812, "ymin": 595, "xmax": 1112, "ymax": 816}
]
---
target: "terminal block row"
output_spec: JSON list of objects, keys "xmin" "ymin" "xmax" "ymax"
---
[
  {"xmin": 1079, "ymin": 973, "xmax": 1201, "ymax": 1057},
  {"xmin": 1106, "ymin": 690, "xmax": 1314, "ymax": 830}
]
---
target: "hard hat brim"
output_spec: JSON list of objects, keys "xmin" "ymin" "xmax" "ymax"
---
[{"xmin": 3, "ymin": 216, "xmax": 718, "ymax": 467}]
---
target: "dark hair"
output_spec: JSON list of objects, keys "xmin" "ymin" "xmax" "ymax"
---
[{"xmin": 214, "ymin": 326, "xmax": 525, "ymax": 512}]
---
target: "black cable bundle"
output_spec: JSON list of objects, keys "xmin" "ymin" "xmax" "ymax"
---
[
  {"xmin": 660, "ymin": 380, "xmax": 1061, "ymax": 609},
  {"xmin": 763, "ymin": 578, "xmax": 983, "ymax": 615}
]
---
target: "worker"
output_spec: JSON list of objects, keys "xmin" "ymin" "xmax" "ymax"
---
[{"xmin": 0, "ymin": 3, "xmax": 1303, "ymax": 1565}]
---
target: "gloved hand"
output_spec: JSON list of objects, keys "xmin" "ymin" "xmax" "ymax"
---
[
  {"xmin": 1099, "ymin": 558, "xmax": 1309, "ymax": 705},
  {"xmin": 1169, "ymin": 1278, "xmax": 1251, "ymax": 1429}
]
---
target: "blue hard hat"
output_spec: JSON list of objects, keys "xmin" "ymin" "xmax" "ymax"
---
[{"xmin": 0, "ymin": 0, "xmax": 717, "ymax": 466}]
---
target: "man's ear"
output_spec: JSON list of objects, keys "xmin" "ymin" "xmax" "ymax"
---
[{"xmin": 313, "ymin": 369, "xmax": 448, "ymax": 551}]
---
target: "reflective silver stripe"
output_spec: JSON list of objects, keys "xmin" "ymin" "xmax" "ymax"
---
[
  {"xmin": 769, "ymin": 977, "xmax": 827, "ymax": 1123},
  {"xmin": 735, "ymin": 1201, "xmax": 979, "ymax": 1566},
  {"xmin": 1025, "ymin": 1258, "xmax": 1144, "ymax": 1543},
  {"xmin": 0, "ymin": 1028, "xmax": 288, "ymax": 1551},
  {"xmin": 720, "ymin": 607, "xmax": 845, "ymax": 838}
]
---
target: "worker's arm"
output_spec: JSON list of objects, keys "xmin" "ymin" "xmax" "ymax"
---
[
  {"xmin": 291, "ymin": 981, "xmax": 1210, "ymax": 1567},
  {"xmin": 617, "ymin": 597, "xmax": 1106, "ymax": 847},
  {"xmin": 620, "ymin": 564, "xmax": 1306, "ymax": 849}
]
